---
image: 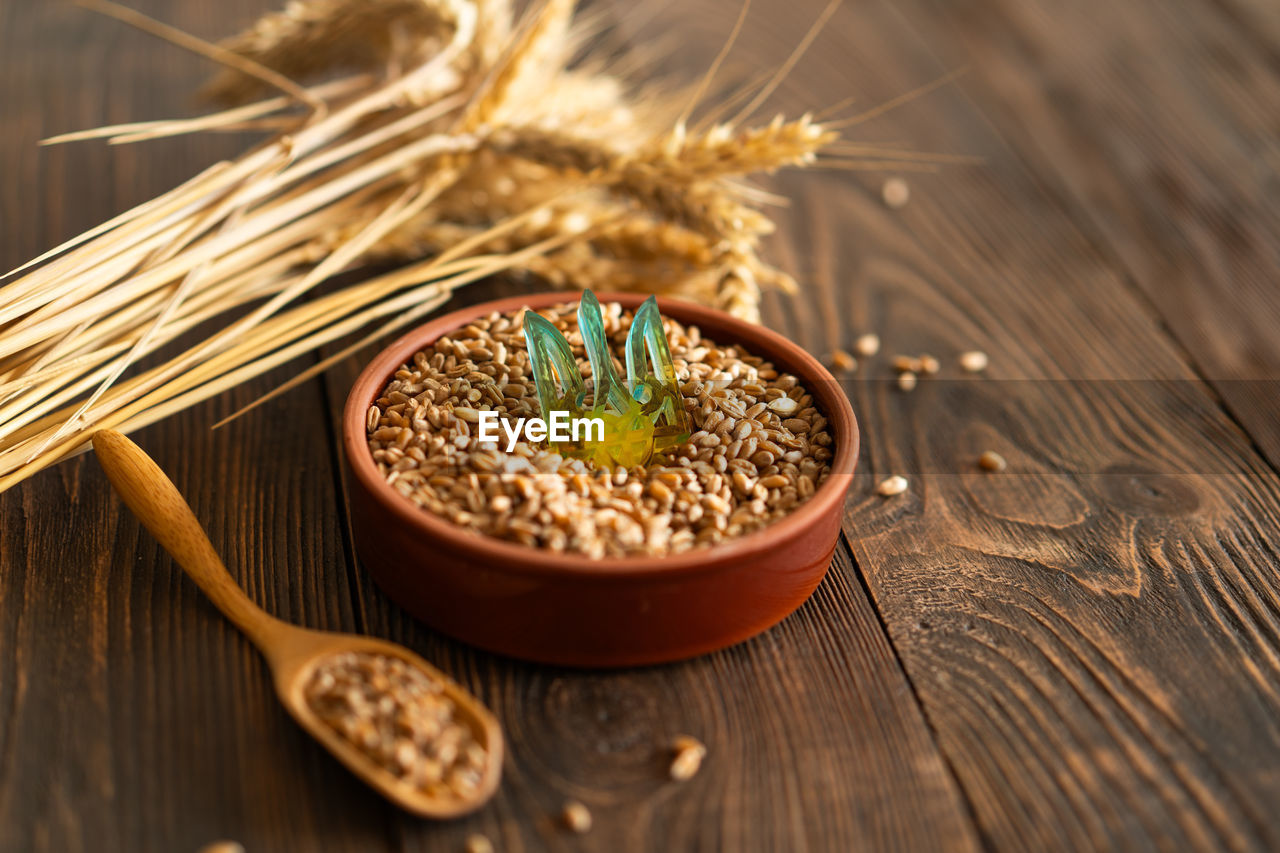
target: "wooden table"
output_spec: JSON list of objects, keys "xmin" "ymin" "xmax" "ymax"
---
[{"xmin": 5, "ymin": 0, "xmax": 1280, "ymax": 849}]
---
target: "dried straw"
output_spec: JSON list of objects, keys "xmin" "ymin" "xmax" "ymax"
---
[{"xmin": 0, "ymin": 0, "xmax": 961, "ymax": 493}]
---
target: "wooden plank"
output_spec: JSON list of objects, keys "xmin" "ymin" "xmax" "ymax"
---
[
  {"xmin": 0, "ymin": 401, "xmax": 399, "ymax": 853},
  {"xmin": 894, "ymin": 0, "xmax": 1280, "ymax": 471},
  {"xmin": 0, "ymin": 2, "xmax": 388, "ymax": 851},
  {"xmin": 633, "ymin": 0, "xmax": 1280, "ymax": 848},
  {"xmin": 1, "ymin": 0, "xmax": 982, "ymax": 850}
]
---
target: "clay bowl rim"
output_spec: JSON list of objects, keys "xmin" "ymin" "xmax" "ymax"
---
[{"xmin": 342, "ymin": 291, "xmax": 858, "ymax": 579}]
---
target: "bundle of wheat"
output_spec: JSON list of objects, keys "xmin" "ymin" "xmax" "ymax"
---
[{"xmin": 0, "ymin": 0, "xmax": 959, "ymax": 494}]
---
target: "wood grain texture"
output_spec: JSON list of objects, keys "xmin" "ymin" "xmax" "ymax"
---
[
  {"xmin": 0, "ymin": 1, "xmax": 979, "ymax": 851},
  {"xmin": 7, "ymin": 0, "xmax": 1280, "ymax": 848},
  {"xmin": 637, "ymin": 0, "xmax": 1280, "ymax": 848},
  {"xmin": 902, "ymin": 0, "xmax": 1280, "ymax": 469},
  {"xmin": 0, "ymin": 2, "xmax": 399, "ymax": 850}
]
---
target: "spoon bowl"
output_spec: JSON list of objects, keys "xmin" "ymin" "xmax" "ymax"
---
[
  {"xmin": 266, "ymin": 628, "xmax": 504, "ymax": 819},
  {"xmin": 92, "ymin": 429, "xmax": 502, "ymax": 819}
]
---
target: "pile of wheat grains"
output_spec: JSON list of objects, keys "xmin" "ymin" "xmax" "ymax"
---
[
  {"xmin": 366, "ymin": 300, "xmax": 834, "ymax": 558},
  {"xmin": 306, "ymin": 652, "xmax": 486, "ymax": 797}
]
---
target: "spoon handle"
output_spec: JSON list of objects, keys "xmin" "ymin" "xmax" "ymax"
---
[{"xmin": 93, "ymin": 429, "xmax": 286, "ymax": 651}]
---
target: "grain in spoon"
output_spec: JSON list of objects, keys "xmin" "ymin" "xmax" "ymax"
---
[{"xmin": 92, "ymin": 429, "xmax": 503, "ymax": 818}]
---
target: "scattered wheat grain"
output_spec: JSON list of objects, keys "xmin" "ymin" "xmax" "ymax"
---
[
  {"xmin": 978, "ymin": 450, "xmax": 1007, "ymax": 472},
  {"xmin": 960, "ymin": 351, "xmax": 989, "ymax": 373},
  {"xmin": 465, "ymin": 834, "xmax": 494, "ymax": 853},
  {"xmin": 882, "ymin": 177, "xmax": 910, "ymax": 209},
  {"xmin": 891, "ymin": 355, "xmax": 921, "ymax": 373},
  {"xmin": 854, "ymin": 333, "xmax": 880, "ymax": 357},
  {"xmin": 669, "ymin": 735, "xmax": 706, "ymax": 781},
  {"xmin": 876, "ymin": 475, "xmax": 909, "ymax": 496},
  {"xmin": 561, "ymin": 800, "xmax": 592, "ymax": 833},
  {"xmin": 196, "ymin": 843, "xmax": 245, "ymax": 853}
]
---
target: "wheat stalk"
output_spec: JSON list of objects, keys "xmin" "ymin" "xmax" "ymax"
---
[{"xmin": 0, "ymin": 0, "xmax": 965, "ymax": 494}]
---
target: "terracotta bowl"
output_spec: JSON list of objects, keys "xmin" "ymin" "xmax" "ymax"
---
[{"xmin": 342, "ymin": 292, "xmax": 858, "ymax": 667}]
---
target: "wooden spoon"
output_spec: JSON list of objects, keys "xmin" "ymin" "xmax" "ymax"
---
[{"xmin": 91, "ymin": 429, "xmax": 503, "ymax": 818}]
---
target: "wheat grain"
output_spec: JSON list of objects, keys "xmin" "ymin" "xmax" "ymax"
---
[
  {"xmin": 305, "ymin": 651, "xmax": 487, "ymax": 798},
  {"xmin": 366, "ymin": 301, "xmax": 834, "ymax": 557},
  {"xmin": 881, "ymin": 177, "xmax": 910, "ymax": 208},
  {"xmin": 561, "ymin": 800, "xmax": 592, "ymax": 833},
  {"xmin": 854, "ymin": 333, "xmax": 880, "ymax": 357},
  {"xmin": 669, "ymin": 735, "xmax": 706, "ymax": 781},
  {"xmin": 978, "ymin": 450, "xmax": 1006, "ymax": 471},
  {"xmin": 960, "ymin": 350, "xmax": 989, "ymax": 373},
  {"xmin": 464, "ymin": 835, "xmax": 494, "ymax": 853},
  {"xmin": 876, "ymin": 475, "xmax": 908, "ymax": 496}
]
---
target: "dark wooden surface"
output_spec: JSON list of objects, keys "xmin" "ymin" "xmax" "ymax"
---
[{"xmin": 3, "ymin": 0, "xmax": 1280, "ymax": 850}]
